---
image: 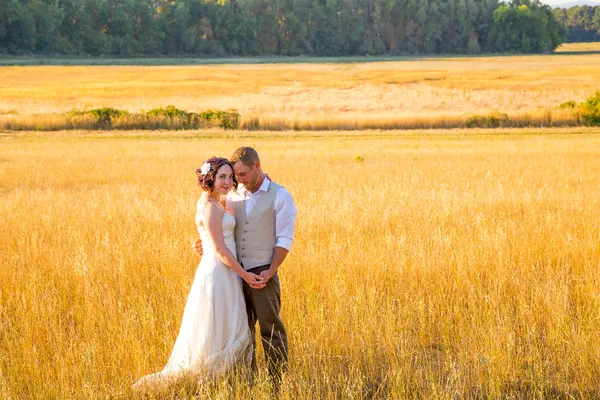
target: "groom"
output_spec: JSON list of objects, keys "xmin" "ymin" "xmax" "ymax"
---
[{"xmin": 196, "ymin": 146, "xmax": 297, "ymax": 387}]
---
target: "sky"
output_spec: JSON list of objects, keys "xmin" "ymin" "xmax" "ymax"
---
[{"xmin": 543, "ymin": 0, "xmax": 599, "ymax": 5}]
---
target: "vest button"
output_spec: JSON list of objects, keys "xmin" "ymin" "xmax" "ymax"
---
[
  {"xmin": 243, "ymin": 230, "xmax": 247, "ymax": 233},
  {"xmin": 241, "ymin": 247, "xmax": 245, "ymax": 250},
  {"xmin": 242, "ymin": 238, "xmax": 246, "ymax": 241},
  {"xmin": 244, "ymin": 221, "xmax": 249, "ymax": 225}
]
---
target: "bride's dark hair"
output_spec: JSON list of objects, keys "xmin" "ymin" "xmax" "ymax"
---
[{"xmin": 196, "ymin": 157, "xmax": 238, "ymax": 193}]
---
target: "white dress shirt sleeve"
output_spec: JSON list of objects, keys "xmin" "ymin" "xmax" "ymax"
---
[{"xmin": 274, "ymin": 187, "xmax": 297, "ymax": 251}]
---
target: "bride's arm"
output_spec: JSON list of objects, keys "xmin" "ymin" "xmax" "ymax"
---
[{"xmin": 203, "ymin": 202, "xmax": 265, "ymax": 288}]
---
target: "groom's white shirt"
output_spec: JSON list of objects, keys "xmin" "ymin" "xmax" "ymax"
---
[{"xmin": 227, "ymin": 178, "xmax": 297, "ymax": 251}]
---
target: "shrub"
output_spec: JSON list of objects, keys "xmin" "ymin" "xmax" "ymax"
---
[
  {"xmin": 557, "ymin": 92, "xmax": 600, "ymax": 126},
  {"xmin": 64, "ymin": 107, "xmax": 129, "ymax": 128},
  {"xmin": 465, "ymin": 115, "xmax": 487, "ymax": 128},
  {"xmin": 145, "ymin": 105, "xmax": 190, "ymax": 119},
  {"xmin": 487, "ymin": 110, "xmax": 509, "ymax": 128},
  {"xmin": 219, "ymin": 109, "xmax": 240, "ymax": 130},
  {"xmin": 580, "ymin": 91, "xmax": 600, "ymax": 126},
  {"xmin": 465, "ymin": 111, "xmax": 509, "ymax": 128},
  {"xmin": 558, "ymin": 100, "xmax": 577, "ymax": 110},
  {"xmin": 144, "ymin": 106, "xmax": 239, "ymax": 129},
  {"xmin": 61, "ymin": 105, "xmax": 242, "ymax": 130},
  {"xmin": 199, "ymin": 109, "xmax": 221, "ymax": 121}
]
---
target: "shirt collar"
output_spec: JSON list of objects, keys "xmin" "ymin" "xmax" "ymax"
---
[{"xmin": 242, "ymin": 177, "xmax": 270, "ymax": 196}]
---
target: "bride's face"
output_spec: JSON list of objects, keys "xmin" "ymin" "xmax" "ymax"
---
[{"xmin": 212, "ymin": 165, "xmax": 234, "ymax": 195}]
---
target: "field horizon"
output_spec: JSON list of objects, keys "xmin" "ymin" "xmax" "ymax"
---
[{"xmin": 1, "ymin": 42, "xmax": 599, "ymax": 66}]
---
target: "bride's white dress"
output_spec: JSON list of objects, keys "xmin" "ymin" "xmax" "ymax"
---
[{"xmin": 133, "ymin": 200, "xmax": 252, "ymax": 388}]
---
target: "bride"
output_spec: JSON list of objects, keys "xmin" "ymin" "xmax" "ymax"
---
[{"xmin": 133, "ymin": 157, "xmax": 266, "ymax": 390}]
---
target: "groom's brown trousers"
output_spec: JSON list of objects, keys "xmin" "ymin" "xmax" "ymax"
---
[{"xmin": 242, "ymin": 264, "xmax": 288, "ymax": 383}]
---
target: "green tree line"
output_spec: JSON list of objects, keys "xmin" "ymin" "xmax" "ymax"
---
[
  {"xmin": 553, "ymin": 6, "xmax": 600, "ymax": 42},
  {"xmin": 0, "ymin": 0, "xmax": 565, "ymax": 56}
]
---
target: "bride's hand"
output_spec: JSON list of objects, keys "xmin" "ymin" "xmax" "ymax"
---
[
  {"xmin": 193, "ymin": 238, "xmax": 203, "ymax": 257},
  {"xmin": 243, "ymin": 272, "xmax": 266, "ymax": 289}
]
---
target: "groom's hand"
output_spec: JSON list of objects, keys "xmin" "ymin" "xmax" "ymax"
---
[
  {"xmin": 259, "ymin": 269, "xmax": 275, "ymax": 284},
  {"xmin": 193, "ymin": 238, "xmax": 203, "ymax": 257},
  {"xmin": 245, "ymin": 272, "xmax": 266, "ymax": 289}
]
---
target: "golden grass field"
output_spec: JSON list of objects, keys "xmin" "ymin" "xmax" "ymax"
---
[
  {"xmin": 1, "ymin": 42, "xmax": 600, "ymax": 130},
  {"xmin": 555, "ymin": 42, "xmax": 600, "ymax": 53},
  {"xmin": 1, "ymin": 128, "xmax": 600, "ymax": 398}
]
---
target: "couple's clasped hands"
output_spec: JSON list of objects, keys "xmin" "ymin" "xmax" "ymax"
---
[
  {"xmin": 244, "ymin": 272, "xmax": 267, "ymax": 289},
  {"xmin": 193, "ymin": 239, "xmax": 271, "ymax": 289}
]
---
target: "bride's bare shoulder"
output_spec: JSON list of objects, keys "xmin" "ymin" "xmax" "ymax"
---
[
  {"xmin": 203, "ymin": 196, "xmax": 226, "ymax": 214},
  {"xmin": 197, "ymin": 195, "xmax": 224, "ymax": 227},
  {"xmin": 197, "ymin": 194, "xmax": 210, "ymax": 209}
]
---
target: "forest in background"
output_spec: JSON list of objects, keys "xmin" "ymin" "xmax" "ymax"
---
[
  {"xmin": 554, "ymin": 5, "xmax": 600, "ymax": 42},
  {"xmin": 0, "ymin": 0, "xmax": 568, "ymax": 56}
]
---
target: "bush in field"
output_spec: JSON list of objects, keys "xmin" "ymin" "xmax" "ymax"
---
[
  {"xmin": 145, "ymin": 105, "xmax": 196, "ymax": 129},
  {"xmin": 487, "ymin": 110, "xmax": 509, "ymax": 127},
  {"xmin": 145, "ymin": 105, "xmax": 190, "ymax": 119},
  {"xmin": 196, "ymin": 109, "xmax": 240, "ymax": 129},
  {"xmin": 557, "ymin": 92, "xmax": 600, "ymax": 126},
  {"xmin": 145, "ymin": 106, "xmax": 240, "ymax": 129},
  {"xmin": 466, "ymin": 111, "xmax": 509, "ymax": 128},
  {"xmin": 199, "ymin": 109, "xmax": 221, "ymax": 121},
  {"xmin": 218, "ymin": 109, "xmax": 240, "ymax": 130},
  {"xmin": 580, "ymin": 91, "xmax": 600, "ymax": 126},
  {"xmin": 65, "ymin": 107, "xmax": 129, "ymax": 119},
  {"xmin": 65, "ymin": 107, "xmax": 129, "ymax": 128},
  {"xmin": 558, "ymin": 100, "xmax": 577, "ymax": 110},
  {"xmin": 465, "ymin": 115, "xmax": 487, "ymax": 128},
  {"xmin": 63, "ymin": 106, "xmax": 240, "ymax": 130}
]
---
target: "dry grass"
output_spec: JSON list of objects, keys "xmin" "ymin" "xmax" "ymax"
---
[
  {"xmin": 1, "ymin": 47, "xmax": 599, "ymax": 130},
  {"xmin": 0, "ymin": 113, "xmax": 224, "ymax": 131},
  {"xmin": 1, "ymin": 129, "xmax": 599, "ymax": 398},
  {"xmin": 555, "ymin": 42, "xmax": 600, "ymax": 53},
  {"xmin": 0, "ymin": 108, "xmax": 580, "ymax": 131},
  {"xmin": 239, "ymin": 109, "xmax": 579, "ymax": 130}
]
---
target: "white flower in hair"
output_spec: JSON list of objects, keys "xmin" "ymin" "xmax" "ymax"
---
[{"xmin": 200, "ymin": 161, "xmax": 211, "ymax": 176}]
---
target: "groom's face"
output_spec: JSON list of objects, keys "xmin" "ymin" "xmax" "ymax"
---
[{"xmin": 233, "ymin": 161, "xmax": 259, "ymax": 191}]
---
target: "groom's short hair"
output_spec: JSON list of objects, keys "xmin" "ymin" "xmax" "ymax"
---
[{"xmin": 231, "ymin": 146, "xmax": 260, "ymax": 167}]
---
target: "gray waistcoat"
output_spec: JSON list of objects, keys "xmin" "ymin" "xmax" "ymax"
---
[{"xmin": 233, "ymin": 181, "xmax": 282, "ymax": 270}]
